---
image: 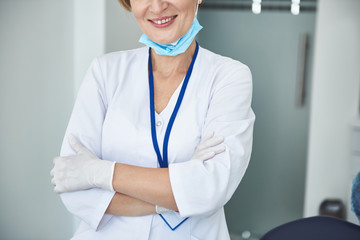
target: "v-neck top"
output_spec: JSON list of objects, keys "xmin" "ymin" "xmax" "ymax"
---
[{"xmin": 60, "ymin": 46, "xmax": 255, "ymax": 240}]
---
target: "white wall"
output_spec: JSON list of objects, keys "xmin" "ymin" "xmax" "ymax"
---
[
  {"xmin": 0, "ymin": 1, "xmax": 74, "ymax": 239},
  {"xmin": 74, "ymin": 0, "xmax": 106, "ymax": 92},
  {"xmin": 105, "ymin": 0, "xmax": 142, "ymax": 53},
  {"xmin": 304, "ymin": 0, "xmax": 360, "ymax": 221},
  {"xmin": 73, "ymin": 0, "xmax": 141, "ymax": 92},
  {"xmin": 0, "ymin": 1, "xmax": 142, "ymax": 238}
]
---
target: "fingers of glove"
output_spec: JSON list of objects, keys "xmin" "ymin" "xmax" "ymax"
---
[
  {"xmin": 198, "ymin": 135, "xmax": 224, "ymax": 151},
  {"xmin": 207, "ymin": 143, "xmax": 226, "ymax": 154},
  {"xmin": 197, "ymin": 151, "xmax": 216, "ymax": 161},
  {"xmin": 194, "ymin": 144, "xmax": 226, "ymax": 161},
  {"xmin": 53, "ymin": 177, "xmax": 74, "ymax": 194},
  {"xmin": 51, "ymin": 157, "xmax": 70, "ymax": 189},
  {"xmin": 51, "ymin": 166, "xmax": 65, "ymax": 182},
  {"xmin": 51, "ymin": 158, "xmax": 60, "ymax": 178},
  {"xmin": 51, "ymin": 177, "xmax": 56, "ymax": 186},
  {"xmin": 68, "ymin": 134, "xmax": 98, "ymax": 159},
  {"xmin": 54, "ymin": 183, "xmax": 67, "ymax": 194},
  {"xmin": 51, "ymin": 171, "xmax": 65, "ymax": 194},
  {"xmin": 52, "ymin": 172, "xmax": 79, "ymax": 193},
  {"xmin": 53, "ymin": 178, "xmax": 92, "ymax": 193},
  {"xmin": 53, "ymin": 156, "xmax": 61, "ymax": 164},
  {"xmin": 54, "ymin": 185, "xmax": 62, "ymax": 194},
  {"xmin": 52, "ymin": 157, "xmax": 68, "ymax": 171}
]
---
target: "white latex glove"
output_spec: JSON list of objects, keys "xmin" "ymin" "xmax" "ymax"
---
[
  {"xmin": 192, "ymin": 131, "xmax": 226, "ymax": 161},
  {"xmin": 50, "ymin": 135, "xmax": 116, "ymax": 194},
  {"xmin": 156, "ymin": 131, "xmax": 226, "ymax": 214}
]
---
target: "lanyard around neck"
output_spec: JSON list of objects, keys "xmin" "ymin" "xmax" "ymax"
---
[{"xmin": 148, "ymin": 42, "xmax": 199, "ymax": 168}]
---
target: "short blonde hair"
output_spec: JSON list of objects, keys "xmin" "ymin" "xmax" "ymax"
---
[{"xmin": 118, "ymin": 0, "xmax": 131, "ymax": 11}]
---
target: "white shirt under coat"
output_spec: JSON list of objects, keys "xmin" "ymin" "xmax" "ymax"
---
[{"xmin": 60, "ymin": 46, "xmax": 255, "ymax": 240}]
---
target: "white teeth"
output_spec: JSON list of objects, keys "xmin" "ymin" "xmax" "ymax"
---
[{"xmin": 154, "ymin": 17, "xmax": 173, "ymax": 25}]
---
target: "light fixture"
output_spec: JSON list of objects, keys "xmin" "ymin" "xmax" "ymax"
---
[
  {"xmin": 291, "ymin": 0, "xmax": 300, "ymax": 15},
  {"xmin": 252, "ymin": 0, "xmax": 262, "ymax": 14}
]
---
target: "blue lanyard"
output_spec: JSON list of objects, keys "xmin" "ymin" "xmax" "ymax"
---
[
  {"xmin": 148, "ymin": 42, "xmax": 199, "ymax": 230},
  {"xmin": 148, "ymin": 42, "xmax": 199, "ymax": 168}
]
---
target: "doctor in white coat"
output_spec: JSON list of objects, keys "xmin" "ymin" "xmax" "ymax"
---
[{"xmin": 50, "ymin": 0, "xmax": 255, "ymax": 239}]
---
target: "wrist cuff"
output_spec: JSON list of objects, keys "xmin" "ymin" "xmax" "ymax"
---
[
  {"xmin": 108, "ymin": 161, "xmax": 116, "ymax": 192},
  {"xmin": 94, "ymin": 160, "xmax": 116, "ymax": 192},
  {"xmin": 156, "ymin": 205, "xmax": 172, "ymax": 214}
]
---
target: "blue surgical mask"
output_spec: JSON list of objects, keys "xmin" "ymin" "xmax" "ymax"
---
[{"xmin": 139, "ymin": 18, "xmax": 203, "ymax": 56}]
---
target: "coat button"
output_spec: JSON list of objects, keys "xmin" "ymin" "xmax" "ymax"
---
[{"xmin": 156, "ymin": 121, "xmax": 162, "ymax": 127}]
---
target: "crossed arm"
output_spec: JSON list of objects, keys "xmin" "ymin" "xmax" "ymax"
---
[
  {"xmin": 106, "ymin": 165, "xmax": 175, "ymax": 216},
  {"xmin": 106, "ymin": 192, "xmax": 156, "ymax": 217},
  {"xmin": 51, "ymin": 133, "xmax": 225, "ymax": 217}
]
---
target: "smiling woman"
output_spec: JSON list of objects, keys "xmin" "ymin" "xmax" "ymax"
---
[
  {"xmin": 130, "ymin": 0, "xmax": 199, "ymax": 44},
  {"xmin": 50, "ymin": 0, "xmax": 255, "ymax": 239}
]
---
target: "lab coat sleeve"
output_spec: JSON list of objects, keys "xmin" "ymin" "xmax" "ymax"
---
[
  {"xmin": 59, "ymin": 58, "xmax": 115, "ymax": 231},
  {"xmin": 169, "ymin": 62, "xmax": 255, "ymax": 217}
]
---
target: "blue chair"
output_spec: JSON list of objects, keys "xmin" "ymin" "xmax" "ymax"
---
[
  {"xmin": 352, "ymin": 172, "xmax": 360, "ymax": 222},
  {"xmin": 260, "ymin": 216, "xmax": 360, "ymax": 240}
]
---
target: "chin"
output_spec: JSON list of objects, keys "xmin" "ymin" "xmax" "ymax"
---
[
  {"xmin": 151, "ymin": 39, "xmax": 172, "ymax": 45},
  {"xmin": 157, "ymin": 40, "xmax": 172, "ymax": 45},
  {"xmin": 152, "ymin": 35, "xmax": 179, "ymax": 45}
]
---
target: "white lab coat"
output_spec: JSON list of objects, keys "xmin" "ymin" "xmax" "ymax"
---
[{"xmin": 60, "ymin": 46, "xmax": 255, "ymax": 240}]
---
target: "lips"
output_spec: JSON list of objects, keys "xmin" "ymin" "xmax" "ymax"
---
[{"xmin": 149, "ymin": 15, "xmax": 177, "ymax": 26}]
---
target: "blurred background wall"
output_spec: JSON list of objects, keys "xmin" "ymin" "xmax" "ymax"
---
[
  {"xmin": 0, "ymin": 1, "xmax": 74, "ymax": 239},
  {"xmin": 303, "ymin": 0, "xmax": 360, "ymax": 222},
  {"xmin": 198, "ymin": 9, "xmax": 315, "ymax": 237},
  {"xmin": 0, "ymin": 0, "xmax": 359, "ymax": 239}
]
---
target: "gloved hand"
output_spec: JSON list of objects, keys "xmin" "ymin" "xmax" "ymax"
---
[
  {"xmin": 192, "ymin": 131, "xmax": 226, "ymax": 161},
  {"xmin": 50, "ymin": 135, "xmax": 116, "ymax": 194},
  {"xmin": 51, "ymin": 132, "xmax": 225, "ymax": 194},
  {"xmin": 156, "ymin": 131, "xmax": 226, "ymax": 214}
]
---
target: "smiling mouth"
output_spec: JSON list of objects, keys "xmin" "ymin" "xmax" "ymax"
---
[{"xmin": 151, "ymin": 16, "xmax": 177, "ymax": 25}]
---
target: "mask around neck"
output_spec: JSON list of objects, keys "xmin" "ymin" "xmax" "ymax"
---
[{"xmin": 139, "ymin": 12, "xmax": 203, "ymax": 56}]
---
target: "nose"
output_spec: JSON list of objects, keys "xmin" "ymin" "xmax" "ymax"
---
[{"xmin": 149, "ymin": 0, "xmax": 168, "ymax": 15}]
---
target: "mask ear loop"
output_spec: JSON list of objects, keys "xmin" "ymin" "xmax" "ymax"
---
[{"xmin": 195, "ymin": 0, "xmax": 200, "ymax": 17}]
